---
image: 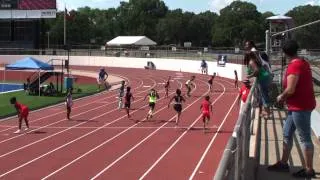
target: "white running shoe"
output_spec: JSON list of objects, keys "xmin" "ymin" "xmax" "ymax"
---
[
  {"xmin": 24, "ymin": 128, "xmax": 29, "ymax": 131},
  {"xmin": 14, "ymin": 129, "xmax": 21, "ymax": 134}
]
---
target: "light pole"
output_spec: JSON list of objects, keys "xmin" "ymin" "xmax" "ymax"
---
[{"xmin": 46, "ymin": 31, "xmax": 50, "ymax": 49}]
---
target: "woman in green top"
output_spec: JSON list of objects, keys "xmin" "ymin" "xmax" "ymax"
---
[
  {"xmin": 144, "ymin": 89, "xmax": 160, "ymax": 120},
  {"xmin": 247, "ymin": 51, "xmax": 271, "ymax": 117}
]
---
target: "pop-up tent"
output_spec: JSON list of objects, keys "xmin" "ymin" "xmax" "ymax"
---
[
  {"xmin": 5, "ymin": 57, "xmax": 53, "ymax": 70},
  {"xmin": 106, "ymin": 36, "xmax": 157, "ymax": 46},
  {"xmin": 4, "ymin": 57, "xmax": 54, "ymax": 96}
]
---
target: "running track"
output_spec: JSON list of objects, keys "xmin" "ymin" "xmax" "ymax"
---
[{"xmin": 0, "ymin": 67, "xmax": 239, "ymax": 179}]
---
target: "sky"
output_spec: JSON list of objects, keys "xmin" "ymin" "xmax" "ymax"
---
[{"xmin": 57, "ymin": 0, "xmax": 320, "ymax": 15}]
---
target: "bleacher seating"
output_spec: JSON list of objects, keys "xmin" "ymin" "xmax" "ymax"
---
[{"xmin": 18, "ymin": 0, "xmax": 56, "ymax": 10}]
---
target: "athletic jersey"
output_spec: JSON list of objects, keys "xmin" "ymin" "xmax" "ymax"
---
[
  {"xmin": 15, "ymin": 102, "xmax": 28, "ymax": 112},
  {"xmin": 201, "ymin": 100, "xmax": 210, "ymax": 113},
  {"xmin": 174, "ymin": 95, "xmax": 183, "ymax": 104},
  {"xmin": 165, "ymin": 81, "xmax": 170, "ymax": 88},
  {"xmin": 186, "ymin": 80, "xmax": 192, "ymax": 86},
  {"xmin": 66, "ymin": 94, "xmax": 73, "ymax": 107},
  {"xmin": 125, "ymin": 92, "xmax": 132, "ymax": 104},
  {"xmin": 149, "ymin": 91, "xmax": 158, "ymax": 103},
  {"xmin": 119, "ymin": 85, "xmax": 125, "ymax": 97},
  {"xmin": 99, "ymin": 70, "xmax": 108, "ymax": 80}
]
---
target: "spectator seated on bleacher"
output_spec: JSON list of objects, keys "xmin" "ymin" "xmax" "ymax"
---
[
  {"xmin": 44, "ymin": 82, "xmax": 56, "ymax": 96},
  {"xmin": 144, "ymin": 61, "xmax": 156, "ymax": 70}
]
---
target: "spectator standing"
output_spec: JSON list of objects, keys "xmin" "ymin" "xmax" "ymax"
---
[
  {"xmin": 247, "ymin": 51, "xmax": 272, "ymax": 118},
  {"xmin": 200, "ymin": 59, "xmax": 208, "ymax": 75},
  {"xmin": 268, "ymin": 40, "xmax": 316, "ymax": 178},
  {"xmin": 97, "ymin": 67, "xmax": 109, "ymax": 91}
]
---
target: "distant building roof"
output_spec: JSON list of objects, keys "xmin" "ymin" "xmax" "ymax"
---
[{"xmin": 106, "ymin": 36, "xmax": 157, "ymax": 46}]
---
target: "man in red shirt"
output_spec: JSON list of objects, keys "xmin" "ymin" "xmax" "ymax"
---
[
  {"xmin": 10, "ymin": 97, "xmax": 30, "ymax": 134},
  {"xmin": 200, "ymin": 96, "xmax": 213, "ymax": 133},
  {"xmin": 238, "ymin": 79, "xmax": 251, "ymax": 113},
  {"xmin": 268, "ymin": 40, "xmax": 316, "ymax": 178}
]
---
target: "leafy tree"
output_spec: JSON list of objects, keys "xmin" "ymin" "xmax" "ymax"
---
[
  {"xmin": 42, "ymin": 0, "xmax": 320, "ymax": 49},
  {"xmin": 286, "ymin": 5, "xmax": 320, "ymax": 49},
  {"xmin": 212, "ymin": 1, "xmax": 264, "ymax": 47}
]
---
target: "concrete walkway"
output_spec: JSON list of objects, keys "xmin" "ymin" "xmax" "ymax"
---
[
  {"xmin": 0, "ymin": 67, "xmax": 124, "ymax": 91},
  {"xmin": 257, "ymin": 108, "xmax": 320, "ymax": 180}
]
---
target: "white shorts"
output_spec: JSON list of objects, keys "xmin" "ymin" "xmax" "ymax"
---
[{"xmin": 97, "ymin": 78, "xmax": 105, "ymax": 84}]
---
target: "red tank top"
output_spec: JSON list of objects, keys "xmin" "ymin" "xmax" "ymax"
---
[
  {"xmin": 202, "ymin": 100, "xmax": 210, "ymax": 112},
  {"xmin": 15, "ymin": 102, "xmax": 28, "ymax": 112}
]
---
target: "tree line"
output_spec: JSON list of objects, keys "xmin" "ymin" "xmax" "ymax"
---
[{"xmin": 43, "ymin": 0, "xmax": 320, "ymax": 49}]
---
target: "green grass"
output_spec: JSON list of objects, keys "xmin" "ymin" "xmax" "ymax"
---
[{"xmin": 0, "ymin": 84, "xmax": 102, "ymax": 118}]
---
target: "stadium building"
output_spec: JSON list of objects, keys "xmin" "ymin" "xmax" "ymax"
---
[{"xmin": 0, "ymin": 0, "xmax": 56, "ymax": 49}]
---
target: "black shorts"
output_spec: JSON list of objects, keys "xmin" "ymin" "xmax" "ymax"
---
[
  {"xmin": 174, "ymin": 104, "xmax": 182, "ymax": 112},
  {"xmin": 149, "ymin": 102, "xmax": 155, "ymax": 110},
  {"xmin": 124, "ymin": 103, "xmax": 131, "ymax": 109},
  {"xmin": 208, "ymin": 80, "xmax": 213, "ymax": 85}
]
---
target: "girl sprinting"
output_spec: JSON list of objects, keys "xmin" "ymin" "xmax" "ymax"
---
[
  {"xmin": 10, "ymin": 97, "xmax": 30, "ymax": 134},
  {"xmin": 185, "ymin": 76, "xmax": 196, "ymax": 97},
  {"xmin": 168, "ymin": 89, "xmax": 186, "ymax": 126},
  {"xmin": 144, "ymin": 89, "xmax": 160, "ymax": 120},
  {"xmin": 234, "ymin": 70, "xmax": 239, "ymax": 88},
  {"xmin": 124, "ymin": 86, "xmax": 134, "ymax": 118},
  {"xmin": 118, "ymin": 80, "xmax": 126, "ymax": 109},
  {"xmin": 208, "ymin": 73, "xmax": 216, "ymax": 92},
  {"xmin": 164, "ymin": 76, "xmax": 171, "ymax": 98},
  {"xmin": 200, "ymin": 95, "xmax": 213, "ymax": 133},
  {"xmin": 66, "ymin": 88, "xmax": 73, "ymax": 120}
]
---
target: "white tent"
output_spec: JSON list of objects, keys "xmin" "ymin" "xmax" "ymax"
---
[
  {"xmin": 267, "ymin": 15, "xmax": 292, "ymax": 21},
  {"xmin": 106, "ymin": 36, "xmax": 157, "ymax": 46}
]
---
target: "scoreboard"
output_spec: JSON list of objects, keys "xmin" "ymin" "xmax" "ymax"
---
[{"xmin": 0, "ymin": 0, "xmax": 56, "ymax": 19}]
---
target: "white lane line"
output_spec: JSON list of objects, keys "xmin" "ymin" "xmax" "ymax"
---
[
  {"xmin": 189, "ymin": 95, "xmax": 238, "ymax": 180},
  {"xmin": 0, "ymin": 96, "xmax": 143, "ymax": 158},
  {"xmin": 138, "ymin": 82, "xmax": 226, "ymax": 180},
  {"xmin": 0, "ymin": 80, "xmax": 181, "ymax": 178},
  {"xmin": 89, "ymin": 80, "xmax": 214, "ymax": 180},
  {"xmin": 0, "ymin": 78, "xmax": 155, "ymax": 144},
  {"xmin": 17, "ymin": 126, "xmax": 217, "ymax": 130},
  {"xmin": 42, "ymin": 85, "xmax": 199, "ymax": 180},
  {"xmin": 41, "ymin": 80, "xmax": 184, "ymax": 180},
  {"xmin": 0, "ymin": 76, "xmax": 138, "ymax": 133}
]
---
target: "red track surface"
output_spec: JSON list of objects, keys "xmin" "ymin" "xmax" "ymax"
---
[{"xmin": 0, "ymin": 67, "xmax": 239, "ymax": 180}]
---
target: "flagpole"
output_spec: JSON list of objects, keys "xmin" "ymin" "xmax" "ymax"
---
[{"xmin": 64, "ymin": 4, "xmax": 67, "ymax": 46}]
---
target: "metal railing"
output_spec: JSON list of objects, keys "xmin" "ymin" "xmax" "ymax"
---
[{"xmin": 214, "ymin": 78, "xmax": 258, "ymax": 180}]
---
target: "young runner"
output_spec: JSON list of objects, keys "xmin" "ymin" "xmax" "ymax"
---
[
  {"xmin": 144, "ymin": 89, "xmax": 160, "ymax": 120},
  {"xmin": 124, "ymin": 86, "xmax": 134, "ymax": 118},
  {"xmin": 164, "ymin": 76, "xmax": 171, "ymax": 98},
  {"xmin": 200, "ymin": 95, "xmax": 213, "ymax": 133},
  {"xmin": 66, "ymin": 88, "xmax": 73, "ymax": 120},
  {"xmin": 10, "ymin": 97, "xmax": 30, "ymax": 134},
  {"xmin": 208, "ymin": 73, "xmax": 216, "ymax": 92},
  {"xmin": 97, "ymin": 67, "xmax": 109, "ymax": 91},
  {"xmin": 168, "ymin": 89, "xmax": 186, "ymax": 126},
  {"xmin": 118, "ymin": 80, "xmax": 126, "ymax": 109},
  {"xmin": 234, "ymin": 70, "xmax": 239, "ymax": 88},
  {"xmin": 185, "ymin": 76, "xmax": 195, "ymax": 97}
]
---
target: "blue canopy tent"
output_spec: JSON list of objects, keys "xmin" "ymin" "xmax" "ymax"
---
[{"xmin": 4, "ymin": 57, "xmax": 54, "ymax": 96}]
